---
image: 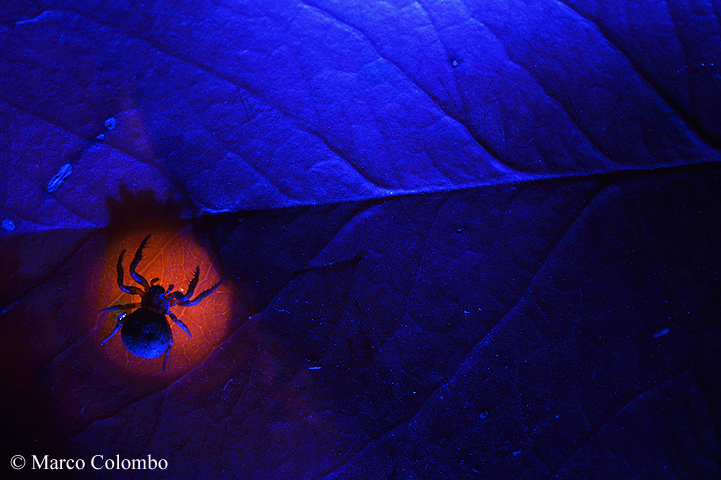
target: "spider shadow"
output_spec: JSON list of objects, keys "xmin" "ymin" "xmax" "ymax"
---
[{"xmin": 105, "ymin": 186, "xmax": 185, "ymax": 237}]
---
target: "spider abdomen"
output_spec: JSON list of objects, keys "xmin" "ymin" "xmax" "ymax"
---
[{"xmin": 121, "ymin": 308, "xmax": 171, "ymax": 359}]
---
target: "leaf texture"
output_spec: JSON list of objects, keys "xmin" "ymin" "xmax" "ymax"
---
[{"xmin": 0, "ymin": 1, "xmax": 720, "ymax": 479}]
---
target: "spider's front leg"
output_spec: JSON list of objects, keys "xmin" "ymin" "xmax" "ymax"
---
[
  {"xmin": 177, "ymin": 280, "xmax": 222, "ymax": 307},
  {"xmin": 167, "ymin": 267, "xmax": 199, "ymax": 304},
  {"xmin": 169, "ymin": 266, "xmax": 222, "ymax": 307},
  {"xmin": 116, "ymin": 250, "xmax": 143, "ymax": 296},
  {"xmin": 129, "ymin": 235, "xmax": 151, "ymax": 290}
]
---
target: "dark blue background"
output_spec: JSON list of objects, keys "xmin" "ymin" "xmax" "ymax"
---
[{"xmin": 1, "ymin": 0, "xmax": 720, "ymax": 478}]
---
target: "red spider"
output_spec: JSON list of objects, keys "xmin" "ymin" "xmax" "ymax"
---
[{"xmin": 100, "ymin": 235, "xmax": 221, "ymax": 371}]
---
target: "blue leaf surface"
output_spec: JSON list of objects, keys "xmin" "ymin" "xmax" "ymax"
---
[{"xmin": 0, "ymin": 1, "xmax": 719, "ymax": 479}]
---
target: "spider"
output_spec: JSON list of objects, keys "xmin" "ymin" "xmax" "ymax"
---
[{"xmin": 100, "ymin": 234, "xmax": 221, "ymax": 371}]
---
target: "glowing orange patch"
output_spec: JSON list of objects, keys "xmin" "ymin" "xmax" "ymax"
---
[{"xmin": 91, "ymin": 225, "xmax": 236, "ymax": 377}]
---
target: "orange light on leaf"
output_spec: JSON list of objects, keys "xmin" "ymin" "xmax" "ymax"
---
[{"xmin": 91, "ymin": 225, "xmax": 234, "ymax": 377}]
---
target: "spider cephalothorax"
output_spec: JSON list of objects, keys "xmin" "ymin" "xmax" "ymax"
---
[{"xmin": 100, "ymin": 235, "xmax": 221, "ymax": 371}]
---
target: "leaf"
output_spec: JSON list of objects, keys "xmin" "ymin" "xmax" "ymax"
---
[{"xmin": 1, "ymin": 1, "xmax": 720, "ymax": 479}]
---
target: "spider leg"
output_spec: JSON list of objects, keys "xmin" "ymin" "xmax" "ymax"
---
[
  {"xmin": 129, "ymin": 234, "xmax": 151, "ymax": 289},
  {"xmin": 101, "ymin": 323, "xmax": 122, "ymax": 345},
  {"xmin": 166, "ymin": 267, "xmax": 199, "ymax": 304},
  {"xmin": 182, "ymin": 267, "xmax": 200, "ymax": 302},
  {"xmin": 177, "ymin": 280, "xmax": 222, "ymax": 307},
  {"xmin": 101, "ymin": 312, "xmax": 127, "ymax": 345},
  {"xmin": 168, "ymin": 311, "xmax": 192, "ymax": 337},
  {"xmin": 162, "ymin": 331, "xmax": 173, "ymax": 372},
  {"xmin": 116, "ymin": 250, "xmax": 143, "ymax": 296},
  {"xmin": 100, "ymin": 302, "xmax": 141, "ymax": 312},
  {"xmin": 166, "ymin": 291, "xmax": 183, "ymax": 304}
]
